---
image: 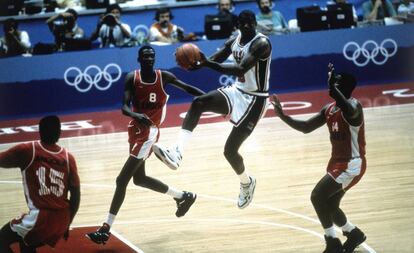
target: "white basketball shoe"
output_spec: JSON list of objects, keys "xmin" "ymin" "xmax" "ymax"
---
[
  {"xmin": 153, "ymin": 144, "xmax": 182, "ymax": 170},
  {"xmin": 237, "ymin": 176, "xmax": 256, "ymax": 209}
]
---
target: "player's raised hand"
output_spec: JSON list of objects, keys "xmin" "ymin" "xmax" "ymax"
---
[
  {"xmin": 328, "ymin": 63, "xmax": 337, "ymax": 88},
  {"xmin": 271, "ymin": 94, "xmax": 284, "ymax": 117},
  {"xmin": 190, "ymin": 51, "xmax": 207, "ymax": 71}
]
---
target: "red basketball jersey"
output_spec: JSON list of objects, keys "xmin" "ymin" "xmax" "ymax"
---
[
  {"xmin": 325, "ymin": 101, "xmax": 366, "ymax": 161},
  {"xmin": 21, "ymin": 141, "xmax": 80, "ymax": 210},
  {"xmin": 132, "ymin": 69, "xmax": 168, "ymax": 126}
]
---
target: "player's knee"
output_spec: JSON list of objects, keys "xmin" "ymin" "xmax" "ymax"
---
[
  {"xmin": 115, "ymin": 175, "xmax": 129, "ymax": 189},
  {"xmin": 223, "ymin": 147, "xmax": 242, "ymax": 164},
  {"xmin": 191, "ymin": 96, "xmax": 206, "ymax": 111},
  {"xmin": 133, "ymin": 176, "xmax": 146, "ymax": 187},
  {"xmin": 223, "ymin": 147, "xmax": 234, "ymax": 161},
  {"xmin": 310, "ymin": 189, "xmax": 321, "ymax": 206}
]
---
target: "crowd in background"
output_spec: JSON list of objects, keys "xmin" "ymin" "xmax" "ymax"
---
[{"xmin": 1, "ymin": 0, "xmax": 413, "ymax": 57}]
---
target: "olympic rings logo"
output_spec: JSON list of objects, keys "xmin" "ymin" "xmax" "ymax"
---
[
  {"xmin": 64, "ymin": 63, "xmax": 122, "ymax": 93},
  {"xmin": 343, "ymin": 39, "xmax": 397, "ymax": 67},
  {"xmin": 219, "ymin": 74, "xmax": 235, "ymax": 86}
]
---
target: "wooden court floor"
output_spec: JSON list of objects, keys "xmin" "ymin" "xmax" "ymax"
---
[{"xmin": 1, "ymin": 103, "xmax": 413, "ymax": 253}]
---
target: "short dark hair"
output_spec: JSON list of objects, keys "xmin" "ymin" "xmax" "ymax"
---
[
  {"xmin": 65, "ymin": 8, "xmax": 78, "ymax": 20},
  {"xmin": 256, "ymin": 0, "xmax": 272, "ymax": 5},
  {"xmin": 39, "ymin": 115, "xmax": 61, "ymax": 144},
  {"xmin": 336, "ymin": 72, "xmax": 357, "ymax": 98},
  {"xmin": 155, "ymin": 8, "xmax": 173, "ymax": 21},
  {"xmin": 238, "ymin": 10, "xmax": 256, "ymax": 23},
  {"xmin": 219, "ymin": 0, "xmax": 233, "ymax": 5},
  {"xmin": 138, "ymin": 45, "xmax": 155, "ymax": 59},
  {"xmin": 3, "ymin": 18, "xmax": 18, "ymax": 33},
  {"xmin": 106, "ymin": 3, "xmax": 122, "ymax": 14}
]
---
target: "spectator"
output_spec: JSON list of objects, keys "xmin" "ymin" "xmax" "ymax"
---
[
  {"xmin": 90, "ymin": 4, "xmax": 131, "ymax": 48},
  {"xmin": 327, "ymin": 0, "xmax": 358, "ymax": 22},
  {"xmin": 149, "ymin": 8, "xmax": 196, "ymax": 44},
  {"xmin": 217, "ymin": 0, "xmax": 238, "ymax": 32},
  {"xmin": 255, "ymin": 0, "xmax": 288, "ymax": 35},
  {"xmin": 362, "ymin": 0, "xmax": 396, "ymax": 21},
  {"xmin": 46, "ymin": 8, "xmax": 84, "ymax": 50},
  {"xmin": 0, "ymin": 18, "xmax": 31, "ymax": 57},
  {"xmin": 397, "ymin": 0, "xmax": 414, "ymax": 16},
  {"xmin": 56, "ymin": 0, "xmax": 80, "ymax": 9}
]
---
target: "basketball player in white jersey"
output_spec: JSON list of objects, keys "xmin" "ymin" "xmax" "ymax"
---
[
  {"xmin": 153, "ymin": 10, "xmax": 272, "ymax": 209},
  {"xmin": 272, "ymin": 63, "xmax": 367, "ymax": 253}
]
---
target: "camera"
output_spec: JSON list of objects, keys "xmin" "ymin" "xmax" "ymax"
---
[
  {"xmin": 103, "ymin": 14, "xmax": 117, "ymax": 27},
  {"xmin": 63, "ymin": 15, "xmax": 75, "ymax": 23}
]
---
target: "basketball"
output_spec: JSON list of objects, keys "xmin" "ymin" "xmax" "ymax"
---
[{"xmin": 175, "ymin": 43, "xmax": 201, "ymax": 70}]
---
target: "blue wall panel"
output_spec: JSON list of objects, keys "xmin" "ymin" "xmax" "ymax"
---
[{"xmin": 1, "ymin": 24, "xmax": 413, "ymax": 120}]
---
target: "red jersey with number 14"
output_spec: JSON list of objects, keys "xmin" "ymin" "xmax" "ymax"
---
[
  {"xmin": 325, "ymin": 101, "xmax": 366, "ymax": 162},
  {"xmin": 132, "ymin": 69, "xmax": 168, "ymax": 126}
]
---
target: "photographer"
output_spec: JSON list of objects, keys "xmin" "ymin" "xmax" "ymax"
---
[
  {"xmin": 90, "ymin": 4, "xmax": 131, "ymax": 48},
  {"xmin": 217, "ymin": 0, "xmax": 238, "ymax": 32},
  {"xmin": 149, "ymin": 8, "xmax": 196, "ymax": 44},
  {"xmin": 46, "ymin": 8, "xmax": 84, "ymax": 51},
  {"xmin": 0, "ymin": 18, "xmax": 31, "ymax": 57}
]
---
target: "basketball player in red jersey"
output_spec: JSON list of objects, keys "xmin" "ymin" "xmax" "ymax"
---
[
  {"xmin": 153, "ymin": 10, "xmax": 271, "ymax": 210},
  {"xmin": 86, "ymin": 45, "xmax": 205, "ymax": 245},
  {"xmin": 0, "ymin": 115, "xmax": 81, "ymax": 253},
  {"xmin": 272, "ymin": 63, "xmax": 367, "ymax": 253}
]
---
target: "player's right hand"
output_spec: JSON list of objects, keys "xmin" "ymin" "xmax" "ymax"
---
[
  {"xmin": 271, "ymin": 94, "xmax": 283, "ymax": 116},
  {"xmin": 189, "ymin": 51, "xmax": 207, "ymax": 71},
  {"xmin": 136, "ymin": 114, "xmax": 153, "ymax": 126},
  {"xmin": 327, "ymin": 63, "xmax": 336, "ymax": 88}
]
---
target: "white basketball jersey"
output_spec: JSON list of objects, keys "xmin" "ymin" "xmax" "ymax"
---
[{"xmin": 231, "ymin": 32, "xmax": 271, "ymax": 96}]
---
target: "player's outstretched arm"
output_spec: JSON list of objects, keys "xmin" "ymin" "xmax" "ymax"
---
[
  {"xmin": 208, "ymin": 37, "xmax": 235, "ymax": 63},
  {"xmin": 162, "ymin": 71, "xmax": 205, "ymax": 96},
  {"xmin": 121, "ymin": 72, "xmax": 153, "ymax": 126},
  {"xmin": 327, "ymin": 63, "xmax": 362, "ymax": 125},
  {"xmin": 0, "ymin": 148, "xmax": 19, "ymax": 168},
  {"xmin": 272, "ymin": 94, "xmax": 326, "ymax": 134},
  {"xmin": 0, "ymin": 144, "xmax": 31, "ymax": 169},
  {"xmin": 202, "ymin": 37, "xmax": 271, "ymax": 76}
]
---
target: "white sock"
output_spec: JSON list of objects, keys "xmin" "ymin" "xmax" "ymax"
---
[
  {"xmin": 324, "ymin": 226, "xmax": 337, "ymax": 238},
  {"xmin": 238, "ymin": 171, "xmax": 251, "ymax": 185},
  {"xmin": 341, "ymin": 221, "xmax": 355, "ymax": 233},
  {"xmin": 176, "ymin": 129, "xmax": 192, "ymax": 154},
  {"xmin": 105, "ymin": 213, "xmax": 116, "ymax": 227},
  {"xmin": 166, "ymin": 187, "xmax": 184, "ymax": 199}
]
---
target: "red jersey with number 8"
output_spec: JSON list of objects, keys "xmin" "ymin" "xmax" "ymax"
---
[{"xmin": 132, "ymin": 69, "xmax": 168, "ymax": 126}]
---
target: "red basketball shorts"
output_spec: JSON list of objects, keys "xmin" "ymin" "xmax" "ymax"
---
[
  {"xmin": 327, "ymin": 157, "xmax": 366, "ymax": 191},
  {"xmin": 10, "ymin": 208, "xmax": 70, "ymax": 247},
  {"xmin": 128, "ymin": 120, "xmax": 160, "ymax": 159}
]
